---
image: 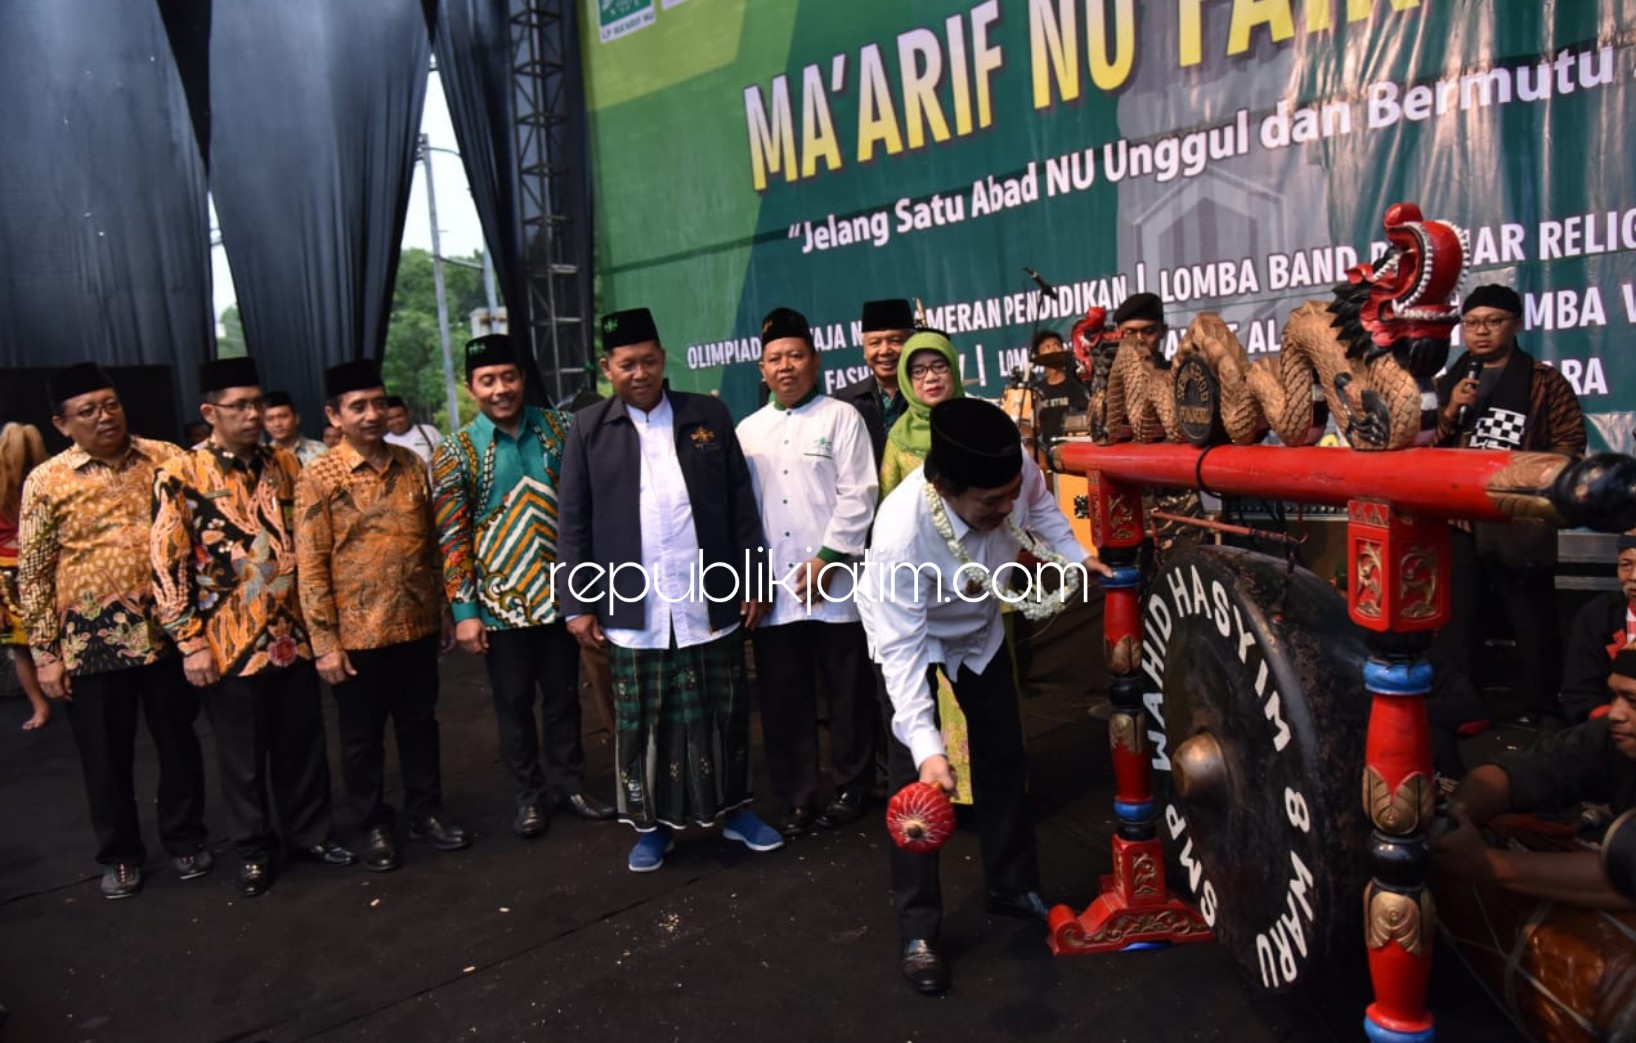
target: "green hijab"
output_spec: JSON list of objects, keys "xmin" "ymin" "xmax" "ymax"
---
[{"xmin": 887, "ymin": 331, "xmax": 964, "ymax": 458}]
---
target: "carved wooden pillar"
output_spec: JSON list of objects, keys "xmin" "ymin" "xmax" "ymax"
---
[
  {"xmin": 1049, "ymin": 472, "xmax": 1211, "ymax": 953},
  {"xmin": 1347, "ymin": 499, "xmax": 1447, "ymax": 1042}
]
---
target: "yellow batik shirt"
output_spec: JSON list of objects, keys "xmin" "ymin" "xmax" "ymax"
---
[
  {"xmin": 17, "ymin": 437, "xmax": 183, "ymax": 676},
  {"xmin": 295, "ymin": 442, "xmax": 442, "ymax": 656},
  {"xmin": 151, "ymin": 443, "xmax": 311, "ymax": 677}
]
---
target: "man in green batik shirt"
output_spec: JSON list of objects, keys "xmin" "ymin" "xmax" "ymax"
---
[{"xmin": 432, "ymin": 335, "xmax": 614, "ymax": 838}]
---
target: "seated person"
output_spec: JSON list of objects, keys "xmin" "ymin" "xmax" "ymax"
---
[
  {"xmin": 1432, "ymin": 648, "xmax": 1636, "ymax": 910},
  {"xmin": 1559, "ymin": 533, "xmax": 1636, "ymax": 722}
]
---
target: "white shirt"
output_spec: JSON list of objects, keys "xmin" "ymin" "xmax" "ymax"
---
[
  {"xmin": 857, "ymin": 458, "xmax": 1088, "ymax": 769},
  {"xmin": 386, "ymin": 423, "xmax": 442, "ymax": 464},
  {"xmin": 602, "ymin": 394, "xmax": 737, "ymax": 651},
  {"xmin": 736, "ymin": 393, "xmax": 877, "ymax": 627}
]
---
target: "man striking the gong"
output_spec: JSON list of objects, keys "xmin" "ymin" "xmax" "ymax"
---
[{"xmin": 858, "ymin": 396, "xmax": 1110, "ymax": 995}]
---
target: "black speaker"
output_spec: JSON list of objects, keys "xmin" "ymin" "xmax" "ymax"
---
[{"xmin": 0, "ymin": 365, "xmax": 182, "ymax": 452}]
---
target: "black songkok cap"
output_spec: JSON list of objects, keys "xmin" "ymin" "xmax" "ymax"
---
[
  {"xmin": 49, "ymin": 362, "xmax": 115, "ymax": 410},
  {"xmin": 1613, "ymin": 647, "xmax": 1636, "ymax": 680},
  {"xmin": 1112, "ymin": 293, "xmax": 1165, "ymax": 326},
  {"xmin": 465, "ymin": 333, "xmax": 519, "ymax": 378},
  {"xmin": 601, "ymin": 308, "xmax": 660, "ymax": 352},
  {"xmin": 323, "ymin": 361, "xmax": 382, "ymax": 401},
  {"xmin": 263, "ymin": 390, "xmax": 294, "ymax": 410},
  {"xmin": 860, "ymin": 298, "xmax": 915, "ymax": 333},
  {"xmin": 928, "ymin": 398, "xmax": 1023, "ymax": 490},
  {"xmin": 1618, "ymin": 531, "xmax": 1636, "ymax": 551},
  {"xmin": 385, "ymin": 394, "xmax": 406, "ymax": 409},
  {"xmin": 1461, "ymin": 284, "xmax": 1523, "ymax": 316},
  {"xmin": 760, "ymin": 307, "xmax": 811, "ymax": 346},
  {"xmin": 198, "ymin": 357, "xmax": 261, "ymax": 394}
]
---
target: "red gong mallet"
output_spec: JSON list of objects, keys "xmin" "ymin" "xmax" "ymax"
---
[{"xmin": 886, "ymin": 782, "xmax": 956, "ymax": 854}]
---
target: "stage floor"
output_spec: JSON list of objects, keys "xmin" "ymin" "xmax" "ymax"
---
[{"xmin": 0, "ymin": 634, "xmax": 1523, "ymax": 1043}]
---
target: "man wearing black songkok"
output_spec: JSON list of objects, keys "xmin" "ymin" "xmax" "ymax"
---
[
  {"xmin": 858, "ymin": 398, "xmax": 1111, "ymax": 995},
  {"xmin": 1431, "ymin": 284, "xmax": 1586, "ymax": 724},
  {"xmin": 835, "ymin": 298, "xmax": 915, "ymax": 466}
]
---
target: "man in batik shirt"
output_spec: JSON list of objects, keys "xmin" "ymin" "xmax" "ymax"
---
[
  {"xmin": 433, "ymin": 334, "xmax": 613, "ymax": 837},
  {"xmin": 297, "ymin": 359, "xmax": 469, "ymax": 873},
  {"xmin": 152, "ymin": 356, "xmax": 354, "ymax": 898},
  {"xmin": 19, "ymin": 362, "xmax": 209, "ymax": 899}
]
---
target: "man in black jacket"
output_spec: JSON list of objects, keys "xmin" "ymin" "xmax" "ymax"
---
[
  {"xmin": 833, "ymin": 298, "xmax": 914, "ymax": 466},
  {"xmin": 1432, "ymin": 284, "xmax": 1586, "ymax": 723},
  {"xmin": 557, "ymin": 307, "xmax": 783, "ymax": 873}
]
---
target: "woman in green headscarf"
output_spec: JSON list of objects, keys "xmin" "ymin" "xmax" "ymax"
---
[
  {"xmin": 876, "ymin": 331, "xmax": 978, "ymax": 803},
  {"xmin": 879, "ymin": 330, "xmax": 964, "ymax": 499}
]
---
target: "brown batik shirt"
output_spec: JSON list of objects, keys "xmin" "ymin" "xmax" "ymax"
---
[
  {"xmin": 17, "ymin": 437, "xmax": 184, "ymax": 676},
  {"xmin": 295, "ymin": 441, "xmax": 442, "ymax": 655},
  {"xmin": 151, "ymin": 443, "xmax": 311, "ymax": 677}
]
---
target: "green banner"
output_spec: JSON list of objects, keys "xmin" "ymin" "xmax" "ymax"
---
[{"xmin": 582, "ymin": 0, "xmax": 1636, "ymax": 449}]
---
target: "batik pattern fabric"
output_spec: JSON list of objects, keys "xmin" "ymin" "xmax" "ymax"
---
[
  {"xmin": 295, "ymin": 442, "xmax": 441, "ymax": 656},
  {"xmin": 16, "ymin": 438, "xmax": 183, "ymax": 674},
  {"xmin": 0, "ymin": 515, "xmax": 24, "ymax": 646},
  {"xmin": 431, "ymin": 406, "xmax": 572, "ymax": 630},
  {"xmin": 151, "ymin": 444, "xmax": 311, "ymax": 677},
  {"xmin": 609, "ymin": 632, "xmax": 754, "ymax": 831}
]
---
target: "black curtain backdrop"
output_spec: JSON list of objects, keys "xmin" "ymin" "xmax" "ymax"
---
[
  {"xmin": 209, "ymin": 0, "xmax": 433, "ymax": 421},
  {"xmin": 434, "ymin": 0, "xmax": 528, "ymax": 349},
  {"xmin": 0, "ymin": 0, "xmax": 212, "ymax": 427}
]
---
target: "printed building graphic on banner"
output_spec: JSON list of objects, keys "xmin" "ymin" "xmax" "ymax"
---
[{"xmin": 580, "ymin": 0, "xmax": 1636, "ymax": 449}]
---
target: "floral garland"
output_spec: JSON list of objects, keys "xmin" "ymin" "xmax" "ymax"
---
[{"xmin": 924, "ymin": 482, "xmax": 1082, "ymax": 621}]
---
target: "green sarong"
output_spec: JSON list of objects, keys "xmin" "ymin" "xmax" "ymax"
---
[{"xmin": 609, "ymin": 631, "xmax": 754, "ymax": 831}]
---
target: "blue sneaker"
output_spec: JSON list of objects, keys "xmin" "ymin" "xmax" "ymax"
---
[
  {"xmin": 627, "ymin": 828, "xmax": 674, "ymax": 873},
  {"xmin": 722, "ymin": 809, "xmax": 785, "ymax": 853}
]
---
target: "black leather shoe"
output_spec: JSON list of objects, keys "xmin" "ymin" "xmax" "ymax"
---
[
  {"xmin": 776, "ymin": 807, "xmax": 813, "ymax": 838},
  {"xmin": 172, "ymin": 848, "xmax": 214, "ymax": 881},
  {"xmin": 513, "ymin": 803, "xmax": 550, "ymax": 838},
  {"xmin": 558, "ymin": 792, "xmax": 615, "ymax": 821},
  {"xmin": 408, "ymin": 815, "xmax": 472, "ymax": 851},
  {"xmin": 815, "ymin": 789, "xmax": 865, "ymax": 829},
  {"xmin": 295, "ymin": 840, "xmax": 357, "ymax": 867},
  {"xmin": 238, "ymin": 861, "xmax": 271, "ymax": 898},
  {"xmin": 360, "ymin": 826, "xmax": 402, "ymax": 873},
  {"xmin": 901, "ymin": 939, "xmax": 949, "ymax": 995},
  {"xmin": 985, "ymin": 889, "xmax": 1050, "ymax": 923}
]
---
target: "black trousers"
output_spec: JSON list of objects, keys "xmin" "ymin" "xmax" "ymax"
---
[
  {"xmin": 885, "ymin": 654, "xmax": 1038, "ymax": 942},
  {"xmin": 752, "ymin": 620, "xmax": 877, "ymax": 812},
  {"xmin": 205, "ymin": 661, "xmax": 333, "ymax": 862},
  {"xmin": 1432, "ymin": 527, "xmax": 1563, "ymax": 716},
  {"xmin": 333, "ymin": 636, "xmax": 442, "ymax": 830},
  {"xmin": 484, "ymin": 623, "xmax": 585, "ymax": 808},
  {"xmin": 65, "ymin": 658, "xmax": 207, "ymax": 865}
]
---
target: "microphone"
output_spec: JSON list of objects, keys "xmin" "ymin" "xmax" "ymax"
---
[
  {"xmin": 1455, "ymin": 354, "xmax": 1483, "ymax": 429},
  {"xmin": 1023, "ymin": 267, "xmax": 1059, "ymax": 299}
]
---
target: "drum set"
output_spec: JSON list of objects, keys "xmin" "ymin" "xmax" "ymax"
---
[{"xmin": 998, "ymin": 353, "xmax": 1096, "ymax": 551}]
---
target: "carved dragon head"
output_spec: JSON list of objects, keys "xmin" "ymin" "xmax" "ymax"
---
[
  {"xmin": 1331, "ymin": 202, "xmax": 1469, "ymax": 379},
  {"xmin": 1071, "ymin": 306, "xmax": 1113, "ymax": 383}
]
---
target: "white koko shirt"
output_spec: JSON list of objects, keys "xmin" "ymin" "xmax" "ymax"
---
[
  {"xmin": 601, "ymin": 394, "xmax": 737, "ymax": 651},
  {"xmin": 736, "ymin": 392, "xmax": 877, "ymax": 627},
  {"xmin": 858, "ymin": 458, "xmax": 1088, "ymax": 768}
]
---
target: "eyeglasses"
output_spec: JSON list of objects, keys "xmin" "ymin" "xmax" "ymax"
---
[
  {"xmin": 1119, "ymin": 325, "xmax": 1164, "ymax": 341},
  {"xmin": 211, "ymin": 397, "xmax": 266, "ymax": 415},
  {"xmin": 65, "ymin": 399, "xmax": 123, "ymax": 422},
  {"xmin": 908, "ymin": 359, "xmax": 951, "ymax": 379},
  {"xmin": 1460, "ymin": 317, "xmax": 1513, "ymax": 332}
]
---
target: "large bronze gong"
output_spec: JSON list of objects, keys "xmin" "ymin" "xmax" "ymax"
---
[{"xmin": 1142, "ymin": 545, "xmax": 1370, "ymax": 993}]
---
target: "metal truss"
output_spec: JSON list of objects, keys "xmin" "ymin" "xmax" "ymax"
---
[{"xmin": 510, "ymin": 0, "xmax": 592, "ymax": 404}]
